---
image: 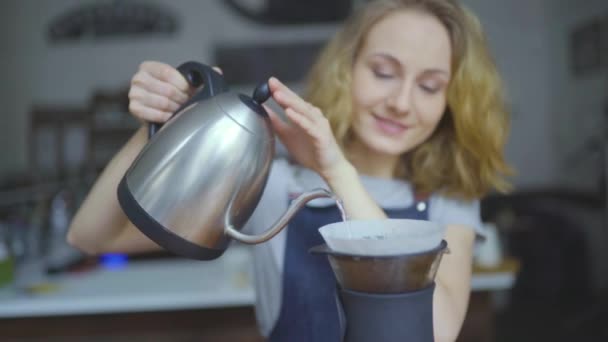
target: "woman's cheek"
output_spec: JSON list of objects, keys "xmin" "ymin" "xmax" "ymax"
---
[
  {"xmin": 355, "ymin": 72, "xmax": 391, "ymax": 103},
  {"xmin": 417, "ymin": 97, "xmax": 447, "ymax": 125}
]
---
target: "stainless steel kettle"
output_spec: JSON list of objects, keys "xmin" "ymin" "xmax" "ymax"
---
[{"xmin": 117, "ymin": 61, "xmax": 338, "ymax": 260}]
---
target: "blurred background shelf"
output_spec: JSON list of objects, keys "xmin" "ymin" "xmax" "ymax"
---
[{"xmin": 27, "ymin": 88, "xmax": 136, "ymax": 185}]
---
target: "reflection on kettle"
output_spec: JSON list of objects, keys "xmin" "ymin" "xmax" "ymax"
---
[{"xmin": 117, "ymin": 61, "xmax": 341, "ymax": 260}]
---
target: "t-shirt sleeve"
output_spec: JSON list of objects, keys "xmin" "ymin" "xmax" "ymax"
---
[
  {"xmin": 241, "ymin": 158, "xmax": 291, "ymax": 235},
  {"xmin": 429, "ymin": 195, "xmax": 486, "ymax": 242}
]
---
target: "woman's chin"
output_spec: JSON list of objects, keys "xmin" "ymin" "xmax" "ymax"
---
[{"xmin": 365, "ymin": 138, "xmax": 412, "ymax": 157}]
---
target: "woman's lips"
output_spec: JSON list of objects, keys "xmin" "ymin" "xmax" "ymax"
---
[{"xmin": 373, "ymin": 114, "xmax": 408, "ymax": 135}]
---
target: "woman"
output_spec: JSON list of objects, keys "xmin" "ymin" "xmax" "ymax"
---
[{"xmin": 68, "ymin": 0, "xmax": 512, "ymax": 341}]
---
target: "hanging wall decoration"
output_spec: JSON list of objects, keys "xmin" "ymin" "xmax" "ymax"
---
[
  {"xmin": 223, "ymin": 0, "xmax": 353, "ymax": 25},
  {"xmin": 47, "ymin": 0, "xmax": 178, "ymax": 43},
  {"xmin": 569, "ymin": 13, "xmax": 608, "ymax": 76}
]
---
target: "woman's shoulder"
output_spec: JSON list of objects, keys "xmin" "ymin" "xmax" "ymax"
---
[
  {"xmin": 428, "ymin": 193, "xmax": 484, "ymax": 237},
  {"xmin": 429, "ymin": 193, "xmax": 480, "ymax": 210}
]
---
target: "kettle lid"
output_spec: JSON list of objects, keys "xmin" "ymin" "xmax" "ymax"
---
[
  {"xmin": 239, "ymin": 81, "xmax": 272, "ymax": 117},
  {"xmin": 215, "ymin": 81, "xmax": 274, "ymax": 139}
]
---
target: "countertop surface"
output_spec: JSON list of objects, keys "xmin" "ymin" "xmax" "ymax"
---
[{"xmin": 0, "ymin": 247, "xmax": 516, "ymax": 319}]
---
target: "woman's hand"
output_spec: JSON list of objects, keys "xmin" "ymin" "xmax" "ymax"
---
[
  {"xmin": 128, "ymin": 61, "xmax": 192, "ymax": 123},
  {"xmin": 266, "ymin": 77, "xmax": 351, "ymax": 182},
  {"xmin": 127, "ymin": 61, "xmax": 222, "ymax": 123}
]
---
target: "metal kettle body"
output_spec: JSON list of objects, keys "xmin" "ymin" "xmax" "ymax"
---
[{"xmin": 118, "ymin": 62, "xmax": 337, "ymax": 260}]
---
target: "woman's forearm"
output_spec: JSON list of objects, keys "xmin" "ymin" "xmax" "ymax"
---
[
  {"xmin": 67, "ymin": 126, "xmax": 148, "ymax": 254},
  {"xmin": 433, "ymin": 279, "xmax": 469, "ymax": 342},
  {"xmin": 433, "ymin": 225, "xmax": 476, "ymax": 341},
  {"xmin": 322, "ymin": 161, "xmax": 387, "ymax": 220}
]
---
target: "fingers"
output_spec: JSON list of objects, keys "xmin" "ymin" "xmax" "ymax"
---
[
  {"xmin": 267, "ymin": 77, "xmax": 328, "ymax": 137},
  {"xmin": 128, "ymin": 101, "xmax": 173, "ymax": 123},
  {"xmin": 284, "ymin": 107, "xmax": 317, "ymax": 136},
  {"xmin": 265, "ymin": 103, "xmax": 318, "ymax": 143},
  {"xmin": 269, "ymin": 77, "xmax": 325, "ymax": 124},
  {"xmin": 265, "ymin": 105, "xmax": 291, "ymax": 143},
  {"xmin": 268, "ymin": 77, "xmax": 318, "ymax": 116},
  {"xmin": 264, "ymin": 105, "xmax": 288, "ymax": 131},
  {"xmin": 139, "ymin": 61, "xmax": 190, "ymax": 92},
  {"xmin": 128, "ymin": 61, "xmax": 187, "ymax": 122},
  {"xmin": 128, "ymin": 86, "xmax": 181, "ymax": 113},
  {"xmin": 131, "ymin": 70, "xmax": 189, "ymax": 104},
  {"xmin": 129, "ymin": 61, "xmax": 223, "ymax": 123},
  {"xmin": 262, "ymin": 105, "xmax": 296, "ymax": 140}
]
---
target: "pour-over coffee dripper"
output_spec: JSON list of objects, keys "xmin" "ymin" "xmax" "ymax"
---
[
  {"xmin": 310, "ymin": 219, "xmax": 448, "ymax": 342},
  {"xmin": 318, "ymin": 218, "xmax": 444, "ymax": 256},
  {"xmin": 310, "ymin": 240, "xmax": 448, "ymax": 293}
]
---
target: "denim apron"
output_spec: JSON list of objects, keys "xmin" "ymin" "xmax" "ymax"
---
[{"xmin": 268, "ymin": 197, "xmax": 430, "ymax": 342}]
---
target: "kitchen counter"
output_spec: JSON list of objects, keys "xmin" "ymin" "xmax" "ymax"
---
[
  {"xmin": 0, "ymin": 246, "xmax": 516, "ymax": 319},
  {"xmin": 0, "ymin": 247, "xmax": 254, "ymax": 319}
]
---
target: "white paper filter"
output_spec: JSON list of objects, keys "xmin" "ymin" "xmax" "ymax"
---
[{"xmin": 318, "ymin": 219, "xmax": 444, "ymax": 256}]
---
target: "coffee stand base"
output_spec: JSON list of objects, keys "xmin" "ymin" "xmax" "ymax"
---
[{"xmin": 339, "ymin": 284, "xmax": 435, "ymax": 342}]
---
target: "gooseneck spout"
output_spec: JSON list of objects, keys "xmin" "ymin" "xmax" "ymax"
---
[{"xmin": 225, "ymin": 188, "xmax": 345, "ymax": 244}]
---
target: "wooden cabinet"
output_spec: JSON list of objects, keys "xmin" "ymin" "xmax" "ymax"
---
[
  {"xmin": 28, "ymin": 106, "xmax": 89, "ymax": 181},
  {"xmin": 88, "ymin": 90, "xmax": 139, "ymax": 173},
  {"xmin": 0, "ymin": 307, "xmax": 264, "ymax": 341},
  {"xmin": 28, "ymin": 89, "xmax": 138, "ymax": 182}
]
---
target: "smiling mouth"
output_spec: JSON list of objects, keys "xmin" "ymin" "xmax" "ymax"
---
[{"xmin": 372, "ymin": 114, "xmax": 409, "ymax": 135}]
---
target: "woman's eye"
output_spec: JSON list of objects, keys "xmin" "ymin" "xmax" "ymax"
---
[
  {"xmin": 420, "ymin": 84, "xmax": 440, "ymax": 94},
  {"xmin": 372, "ymin": 69, "xmax": 395, "ymax": 79}
]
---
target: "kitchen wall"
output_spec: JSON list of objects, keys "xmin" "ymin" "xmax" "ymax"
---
[
  {"xmin": 0, "ymin": 0, "xmax": 337, "ymax": 182},
  {"xmin": 0, "ymin": 0, "xmax": 605, "ymax": 192},
  {"xmin": 462, "ymin": 0, "xmax": 558, "ymax": 189},
  {"xmin": 548, "ymin": 0, "xmax": 608, "ymax": 192},
  {"xmin": 1, "ymin": 1, "xmax": 22, "ymax": 180},
  {"xmin": 546, "ymin": 0, "xmax": 608, "ymax": 292}
]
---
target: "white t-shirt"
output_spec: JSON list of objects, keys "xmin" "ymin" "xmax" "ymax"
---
[{"xmin": 243, "ymin": 158, "xmax": 484, "ymax": 337}]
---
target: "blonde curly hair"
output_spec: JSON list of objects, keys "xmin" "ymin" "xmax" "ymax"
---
[{"xmin": 304, "ymin": 0, "xmax": 513, "ymax": 200}]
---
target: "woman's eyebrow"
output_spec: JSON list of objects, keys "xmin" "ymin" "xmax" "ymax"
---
[
  {"xmin": 369, "ymin": 52, "xmax": 400, "ymax": 65},
  {"xmin": 422, "ymin": 68, "xmax": 451, "ymax": 78}
]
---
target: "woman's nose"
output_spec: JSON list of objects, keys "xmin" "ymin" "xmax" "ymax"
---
[{"xmin": 387, "ymin": 82, "xmax": 412, "ymax": 115}]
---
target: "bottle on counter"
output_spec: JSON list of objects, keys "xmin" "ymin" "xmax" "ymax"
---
[
  {"xmin": 0, "ymin": 223, "xmax": 14, "ymax": 288},
  {"xmin": 45, "ymin": 189, "xmax": 85, "ymax": 274}
]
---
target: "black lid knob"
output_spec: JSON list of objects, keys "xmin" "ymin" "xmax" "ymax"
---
[{"xmin": 252, "ymin": 82, "xmax": 271, "ymax": 104}]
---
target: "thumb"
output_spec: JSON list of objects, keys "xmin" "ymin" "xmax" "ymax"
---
[{"xmin": 265, "ymin": 105, "xmax": 290, "ymax": 138}]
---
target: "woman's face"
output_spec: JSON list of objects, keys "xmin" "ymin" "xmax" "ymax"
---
[{"xmin": 350, "ymin": 9, "xmax": 452, "ymax": 157}]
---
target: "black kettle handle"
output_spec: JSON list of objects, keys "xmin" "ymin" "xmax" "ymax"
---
[{"xmin": 148, "ymin": 61, "xmax": 228, "ymax": 138}]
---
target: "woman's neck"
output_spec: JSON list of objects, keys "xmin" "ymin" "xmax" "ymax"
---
[{"xmin": 345, "ymin": 141, "xmax": 400, "ymax": 179}]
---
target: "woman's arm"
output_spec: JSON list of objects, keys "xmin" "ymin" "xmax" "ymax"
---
[
  {"xmin": 322, "ymin": 161, "xmax": 388, "ymax": 219},
  {"xmin": 68, "ymin": 61, "xmax": 194, "ymax": 255},
  {"xmin": 432, "ymin": 225, "xmax": 475, "ymax": 342},
  {"xmin": 67, "ymin": 126, "xmax": 162, "ymax": 255}
]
